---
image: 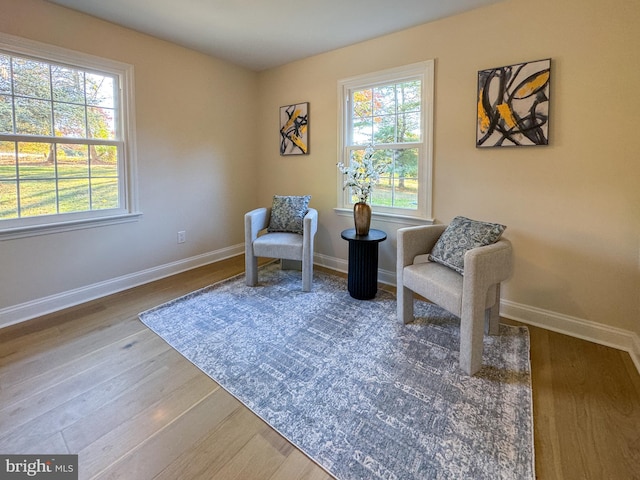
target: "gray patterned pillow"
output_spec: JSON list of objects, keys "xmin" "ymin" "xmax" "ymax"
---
[
  {"xmin": 267, "ymin": 195, "xmax": 311, "ymax": 234},
  {"xmin": 429, "ymin": 216, "xmax": 506, "ymax": 274}
]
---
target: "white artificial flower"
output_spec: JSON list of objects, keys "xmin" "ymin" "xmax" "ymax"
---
[{"xmin": 337, "ymin": 145, "xmax": 387, "ymax": 204}]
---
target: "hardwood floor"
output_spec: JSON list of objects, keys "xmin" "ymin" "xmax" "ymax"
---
[{"xmin": 1, "ymin": 256, "xmax": 639, "ymax": 479}]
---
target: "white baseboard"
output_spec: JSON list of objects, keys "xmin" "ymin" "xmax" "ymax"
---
[
  {"xmin": 500, "ymin": 299, "xmax": 640, "ymax": 375},
  {"xmin": 0, "ymin": 243, "xmax": 244, "ymax": 329},
  {"xmin": 316, "ymin": 252, "xmax": 640, "ymax": 373},
  {"xmin": 3, "ymin": 249, "xmax": 639, "ymax": 376},
  {"xmin": 314, "ymin": 253, "xmax": 396, "ymax": 286},
  {"xmin": 314, "ymin": 252, "xmax": 348, "ymax": 275}
]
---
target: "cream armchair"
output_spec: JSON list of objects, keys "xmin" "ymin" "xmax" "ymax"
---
[
  {"xmin": 397, "ymin": 220, "xmax": 513, "ymax": 375},
  {"xmin": 245, "ymin": 202, "xmax": 318, "ymax": 292}
]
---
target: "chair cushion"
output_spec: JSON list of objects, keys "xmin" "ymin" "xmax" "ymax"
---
[
  {"xmin": 404, "ymin": 262, "xmax": 463, "ymax": 316},
  {"xmin": 267, "ymin": 195, "xmax": 311, "ymax": 234},
  {"xmin": 404, "ymin": 261, "xmax": 499, "ymax": 317},
  {"xmin": 429, "ymin": 216, "xmax": 506, "ymax": 274},
  {"xmin": 253, "ymin": 232, "xmax": 303, "ymax": 260}
]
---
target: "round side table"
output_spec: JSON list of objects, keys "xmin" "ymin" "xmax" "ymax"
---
[{"xmin": 340, "ymin": 228, "xmax": 387, "ymax": 300}]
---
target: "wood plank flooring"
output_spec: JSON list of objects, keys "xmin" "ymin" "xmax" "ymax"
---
[{"xmin": 1, "ymin": 256, "xmax": 639, "ymax": 479}]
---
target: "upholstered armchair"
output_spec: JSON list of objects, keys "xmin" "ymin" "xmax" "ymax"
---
[
  {"xmin": 396, "ymin": 217, "xmax": 513, "ymax": 375},
  {"xmin": 245, "ymin": 195, "xmax": 318, "ymax": 292}
]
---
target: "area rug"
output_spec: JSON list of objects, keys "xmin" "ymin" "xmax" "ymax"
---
[{"xmin": 139, "ymin": 263, "xmax": 534, "ymax": 480}]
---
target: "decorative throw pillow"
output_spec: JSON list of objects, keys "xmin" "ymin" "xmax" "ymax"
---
[
  {"xmin": 429, "ymin": 216, "xmax": 506, "ymax": 274},
  {"xmin": 267, "ymin": 195, "xmax": 311, "ymax": 234}
]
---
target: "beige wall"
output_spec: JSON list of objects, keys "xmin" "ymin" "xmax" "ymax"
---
[
  {"xmin": 1, "ymin": 0, "xmax": 638, "ymax": 344},
  {"xmin": 257, "ymin": 0, "xmax": 640, "ymax": 335},
  {"xmin": 0, "ymin": 0, "xmax": 259, "ymax": 311}
]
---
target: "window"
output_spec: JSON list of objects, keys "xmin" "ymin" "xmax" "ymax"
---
[
  {"xmin": 337, "ymin": 61, "xmax": 434, "ymax": 220},
  {"xmin": 0, "ymin": 33, "xmax": 138, "ymax": 239}
]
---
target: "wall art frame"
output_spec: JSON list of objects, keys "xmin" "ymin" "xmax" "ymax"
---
[
  {"xmin": 279, "ymin": 102, "xmax": 309, "ymax": 155},
  {"xmin": 476, "ymin": 58, "xmax": 551, "ymax": 147}
]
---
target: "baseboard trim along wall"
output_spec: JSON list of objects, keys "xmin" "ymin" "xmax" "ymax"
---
[
  {"xmin": 313, "ymin": 254, "xmax": 640, "ymax": 373},
  {"xmin": 2, "ymin": 251, "xmax": 639, "ymax": 375},
  {"xmin": 500, "ymin": 300, "xmax": 640, "ymax": 375},
  {"xmin": 0, "ymin": 244, "xmax": 244, "ymax": 330}
]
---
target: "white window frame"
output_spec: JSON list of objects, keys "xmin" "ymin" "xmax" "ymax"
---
[
  {"xmin": 0, "ymin": 32, "xmax": 140, "ymax": 240},
  {"xmin": 336, "ymin": 60, "xmax": 434, "ymax": 222}
]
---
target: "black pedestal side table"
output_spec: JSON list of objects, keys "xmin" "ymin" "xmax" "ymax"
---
[{"xmin": 340, "ymin": 228, "xmax": 387, "ymax": 300}]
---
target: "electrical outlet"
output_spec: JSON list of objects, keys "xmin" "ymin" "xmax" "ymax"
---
[{"xmin": 177, "ymin": 231, "xmax": 186, "ymax": 244}]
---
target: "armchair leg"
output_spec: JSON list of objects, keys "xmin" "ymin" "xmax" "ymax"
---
[
  {"xmin": 486, "ymin": 306, "xmax": 500, "ymax": 336},
  {"xmin": 245, "ymin": 254, "xmax": 258, "ymax": 287},
  {"xmin": 486, "ymin": 284, "xmax": 501, "ymax": 335},
  {"xmin": 300, "ymin": 249, "xmax": 313, "ymax": 292},
  {"xmin": 459, "ymin": 310, "xmax": 485, "ymax": 376},
  {"xmin": 397, "ymin": 286, "xmax": 414, "ymax": 324},
  {"xmin": 302, "ymin": 262, "xmax": 312, "ymax": 292}
]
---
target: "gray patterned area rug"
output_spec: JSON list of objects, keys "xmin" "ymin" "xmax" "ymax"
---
[{"xmin": 139, "ymin": 263, "xmax": 534, "ymax": 480}]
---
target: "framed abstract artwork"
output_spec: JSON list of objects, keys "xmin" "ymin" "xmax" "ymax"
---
[
  {"xmin": 279, "ymin": 102, "xmax": 309, "ymax": 155},
  {"xmin": 476, "ymin": 58, "xmax": 551, "ymax": 147}
]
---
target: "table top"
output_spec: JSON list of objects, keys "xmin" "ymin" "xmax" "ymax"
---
[{"xmin": 340, "ymin": 228, "xmax": 387, "ymax": 242}]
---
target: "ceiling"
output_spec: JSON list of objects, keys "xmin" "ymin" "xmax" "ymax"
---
[{"xmin": 46, "ymin": 0, "xmax": 503, "ymax": 71}]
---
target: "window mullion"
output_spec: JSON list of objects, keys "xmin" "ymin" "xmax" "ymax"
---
[
  {"xmin": 83, "ymin": 70, "xmax": 89, "ymax": 141},
  {"xmin": 394, "ymin": 83, "xmax": 399, "ymax": 143},
  {"xmin": 47, "ymin": 63, "xmax": 61, "ymax": 215},
  {"xmin": 13, "ymin": 140, "xmax": 22, "ymax": 218},
  {"xmin": 48, "ymin": 62, "xmax": 54, "ymax": 137},
  {"xmin": 54, "ymin": 143, "xmax": 61, "ymax": 215},
  {"xmin": 9, "ymin": 56, "xmax": 16, "ymax": 135},
  {"xmin": 87, "ymin": 144, "xmax": 93, "ymax": 211}
]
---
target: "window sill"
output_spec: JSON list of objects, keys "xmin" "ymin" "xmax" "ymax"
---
[
  {"xmin": 334, "ymin": 207, "xmax": 433, "ymax": 226},
  {"xmin": 0, "ymin": 212, "xmax": 143, "ymax": 241}
]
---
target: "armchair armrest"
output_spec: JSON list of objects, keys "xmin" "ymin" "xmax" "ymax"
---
[
  {"xmin": 302, "ymin": 208, "xmax": 318, "ymax": 259},
  {"xmin": 397, "ymin": 224, "xmax": 447, "ymax": 270},
  {"xmin": 397, "ymin": 224, "xmax": 447, "ymax": 289},
  {"xmin": 244, "ymin": 207, "xmax": 270, "ymax": 244},
  {"xmin": 303, "ymin": 208, "xmax": 318, "ymax": 237},
  {"xmin": 463, "ymin": 238, "xmax": 513, "ymax": 289}
]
